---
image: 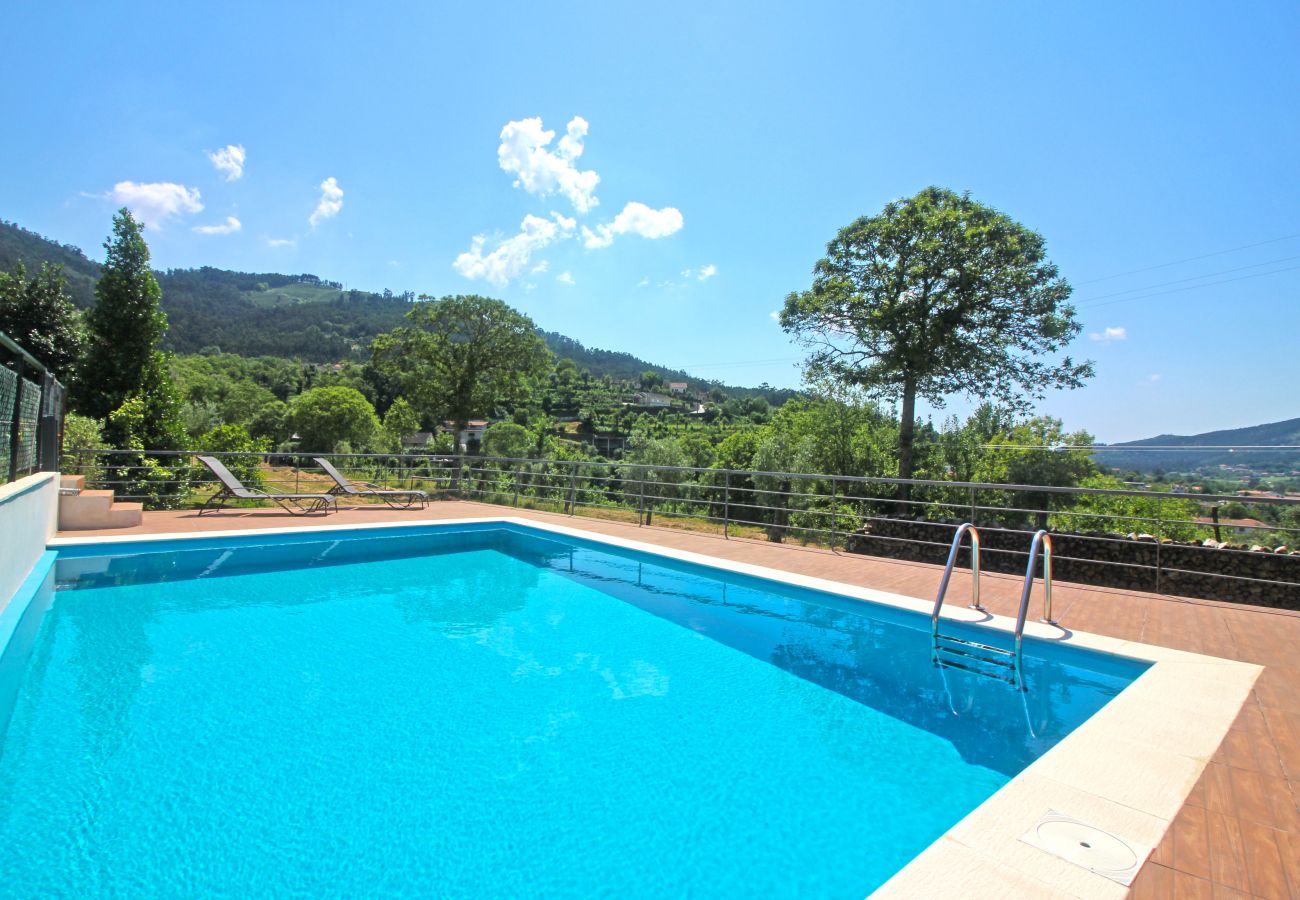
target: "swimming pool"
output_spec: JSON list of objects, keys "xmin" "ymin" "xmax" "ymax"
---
[{"xmin": 1, "ymin": 521, "xmax": 1150, "ymax": 897}]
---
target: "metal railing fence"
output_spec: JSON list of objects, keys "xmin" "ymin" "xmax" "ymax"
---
[
  {"xmin": 65, "ymin": 449, "xmax": 1300, "ymax": 604},
  {"xmin": 1, "ymin": 330, "xmax": 64, "ymax": 483}
]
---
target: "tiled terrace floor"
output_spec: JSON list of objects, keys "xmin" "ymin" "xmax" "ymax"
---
[{"xmin": 58, "ymin": 501, "xmax": 1300, "ymax": 898}]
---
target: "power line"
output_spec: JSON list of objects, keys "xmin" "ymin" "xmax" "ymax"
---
[
  {"xmin": 980, "ymin": 444, "xmax": 1300, "ymax": 452},
  {"xmin": 1073, "ymin": 253, "xmax": 1300, "ymax": 305},
  {"xmin": 1077, "ymin": 231, "xmax": 1300, "ymax": 285},
  {"xmin": 1077, "ymin": 263, "xmax": 1300, "ymax": 310},
  {"xmin": 670, "ymin": 356, "xmax": 801, "ymax": 371}
]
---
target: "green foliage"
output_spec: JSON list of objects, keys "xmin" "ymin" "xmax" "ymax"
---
[
  {"xmin": 751, "ymin": 431, "xmax": 818, "ymax": 540},
  {"xmin": 481, "ymin": 422, "xmax": 536, "ymax": 460},
  {"xmin": 105, "ymin": 396, "xmax": 189, "ymax": 508},
  {"xmin": 76, "ymin": 210, "xmax": 169, "ymax": 420},
  {"xmin": 381, "ymin": 397, "xmax": 421, "ymax": 451},
  {"xmin": 1052, "ymin": 474, "xmax": 1207, "ymax": 541},
  {"xmin": 198, "ymin": 424, "xmax": 270, "ymax": 486},
  {"xmin": 713, "ymin": 429, "xmax": 763, "ymax": 472},
  {"xmin": 287, "ymin": 386, "xmax": 380, "ymax": 452},
  {"xmin": 781, "ymin": 187, "xmax": 1092, "ymax": 486},
  {"xmin": 370, "ymin": 295, "xmax": 553, "ymax": 432},
  {"xmin": 60, "ymin": 413, "xmax": 107, "ymax": 483},
  {"xmin": 250, "ymin": 400, "xmax": 289, "ymax": 444},
  {"xmin": 0, "ymin": 219, "xmax": 100, "ymax": 308},
  {"xmin": 0, "ymin": 261, "xmax": 84, "ymax": 379},
  {"xmin": 219, "ymin": 381, "xmax": 278, "ymax": 426},
  {"xmin": 622, "ymin": 436, "xmax": 698, "ymax": 523},
  {"xmin": 766, "ymin": 384, "xmax": 898, "ymax": 478},
  {"xmin": 967, "ymin": 417, "xmax": 1097, "ymax": 527}
]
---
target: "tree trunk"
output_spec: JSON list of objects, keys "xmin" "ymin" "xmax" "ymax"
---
[{"xmin": 897, "ymin": 381, "xmax": 917, "ymax": 511}]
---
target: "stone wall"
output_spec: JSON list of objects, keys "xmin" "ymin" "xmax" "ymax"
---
[{"xmin": 844, "ymin": 517, "xmax": 1300, "ymax": 609}]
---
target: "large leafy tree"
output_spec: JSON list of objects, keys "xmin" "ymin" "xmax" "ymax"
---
[
  {"xmin": 287, "ymin": 386, "xmax": 380, "ymax": 452},
  {"xmin": 75, "ymin": 209, "xmax": 184, "ymax": 450},
  {"xmin": 780, "ymin": 187, "xmax": 1092, "ymax": 497},
  {"xmin": 369, "ymin": 295, "xmax": 552, "ymax": 442},
  {"xmin": 0, "ymin": 261, "xmax": 85, "ymax": 380}
]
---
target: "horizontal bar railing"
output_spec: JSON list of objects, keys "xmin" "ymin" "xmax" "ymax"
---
[{"xmin": 63, "ymin": 449, "xmax": 1300, "ymax": 600}]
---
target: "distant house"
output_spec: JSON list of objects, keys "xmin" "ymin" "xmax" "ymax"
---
[
  {"xmin": 439, "ymin": 420, "xmax": 489, "ymax": 452},
  {"xmin": 1194, "ymin": 516, "xmax": 1270, "ymax": 539},
  {"xmin": 402, "ymin": 431, "xmax": 435, "ymax": 449},
  {"xmin": 668, "ymin": 381, "xmax": 688, "ymax": 394},
  {"xmin": 629, "ymin": 392, "xmax": 674, "ymax": 408}
]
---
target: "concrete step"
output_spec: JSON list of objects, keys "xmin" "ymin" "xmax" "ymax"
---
[
  {"xmin": 60, "ymin": 474, "xmax": 86, "ymax": 492},
  {"xmin": 60, "ymin": 489, "xmax": 141, "ymax": 530},
  {"xmin": 107, "ymin": 502, "xmax": 143, "ymax": 528}
]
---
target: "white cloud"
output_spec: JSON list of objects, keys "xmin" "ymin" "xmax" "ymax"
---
[
  {"xmin": 207, "ymin": 144, "xmax": 246, "ymax": 181},
  {"xmin": 530, "ymin": 260, "xmax": 550, "ymax": 274},
  {"xmin": 192, "ymin": 216, "xmax": 242, "ymax": 235},
  {"xmin": 636, "ymin": 277, "xmax": 650, "ymax": 288},
  {"xmin": 266, "ymin": 237, "xmax": 296, "ymax": 248},
  {"xmin": 557, "ymin": 271, "xmax": 575, "ymax": 285},
  {"xmin": 1089, "ymin": 326, "xmax": 1127, "ymax": 343},
  {"xmin": 1140, "ymin": 373, "xmax": 1162, "ymax": 386},
  {"xmin": 309, "ymin": 176, "xmax": 343, "ymax": 227},
  {"xmin": 582, "ymin": 201, "xmax": 683, "ymax": 249},
  {"xmin": 453, "ymin": 213, "xmax": 576, "ymax": 287},
  {"xmin": 108, "ymin": 181, "xmax": 203, "ymax": 229},
  {"xmin": 698, "ymin": 263, "xmax": 717, "ymax": 280},
  {"xmin": 769, "ymin": 310, "xmax": 781, "ymax": 322},
  {"xmin": 498, "ymin": 116, "xmax": 600, "ymax": 214}
]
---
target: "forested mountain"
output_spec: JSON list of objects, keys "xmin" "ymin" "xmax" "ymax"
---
[
  {"xmin": 1093, "ymin": 418, "xmax": 1300, "ymax": 472},
  {"xmin": 0, "ymin": 219, "xmax": 792, "ymax": 402},
  {"xmin": 0, "ymin": 219, "xmax": 100, "ymax": 306}
]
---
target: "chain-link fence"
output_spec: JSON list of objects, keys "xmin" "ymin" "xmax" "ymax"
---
[{"xmin": 1, "ymin": 331, "xmax": 64, "ymax": 483}]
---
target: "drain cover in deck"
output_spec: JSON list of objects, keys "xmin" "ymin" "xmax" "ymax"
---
[{"xmin": 1019, "ymin": 810, "xmax": 1151, "ymax": 886}]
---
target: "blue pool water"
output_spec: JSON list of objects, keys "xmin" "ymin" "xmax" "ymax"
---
[{"xmin": 0, "ymin": 524, "xmax": 1147, "ymax": 898}]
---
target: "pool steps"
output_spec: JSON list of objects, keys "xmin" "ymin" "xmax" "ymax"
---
[
  {"xmin": 57, "ymin": 474, "xmax": 142, "ymax": 530},
  {"xmin": 931, "ymin": 525, "xmax": 1057, "ymax": 690}
]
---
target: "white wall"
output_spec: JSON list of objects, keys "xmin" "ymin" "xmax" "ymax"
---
[{"xmin": 0, "ymin": 472, "xmax": 58, "ymax": 609}]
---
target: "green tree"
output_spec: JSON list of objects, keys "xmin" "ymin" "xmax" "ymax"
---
[
  {"xmin": 780, "ymin": 187, "xmax": 1092, "ymax": 497},
  {"xmin": 288, "ymin": 386, "xmax": 380, "ymax": 452},
  {"xmin": 481, "ymin": 422, "xmax": 536, "ymax": 460},
  {"xmin": 0, "ymin": 261, "xmax": 84, "ymax": 379},
  {"xmin": 249, "ymin": 399, "xmax": 289, "ymax": 444},
  {"xmin": 1052, "ymin": 474, "xmax": 1206, "ymax": 541},
  {"xmin": 971, "ymin": 417, "xmax": 1097, "ymax": 528},
  {"xmin": 59, "ymin": 413, "xmax": 106, "ymax": 483},
  {"xmin": 622, "ymin": 436, "xmax": 693, "ymax": 525},
  {"xmin": 369, "ymin": 295, "xmax": 552, "ymax": 442},
  {"xmin": 105, "ymin": 395, "xmax": 189, "ymax": 508},
  {"xmin": 752, "ymin": 431, "xmax": 814, "ymax": 541},
  {"xmin": 219, "ymin": 381, "xmax": 278, "ymax": 427},
  {"xmin": 381, "ymin": 397, "xmax": 421, "ymax": 451},
  {"xmin": 76, "ymin": 210, "xmax": 168, "ymax": 418}
]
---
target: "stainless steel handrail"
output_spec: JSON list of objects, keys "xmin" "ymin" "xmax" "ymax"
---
[
  {"xmin": 1012, "ymin": 529, "xmax": 1057, "ymax": 685},
  {"xmin": 931, "ymin": 523, "xmax": 983, "ymax": 640}
]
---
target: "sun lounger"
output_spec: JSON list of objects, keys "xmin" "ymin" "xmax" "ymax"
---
[
  {"xmin": 313, "ymin": 457, "xmax": 429, "ymax": 510},
  {"xmin": 196, "ymin": 455, "xmax": 335, "ymax": 516}
]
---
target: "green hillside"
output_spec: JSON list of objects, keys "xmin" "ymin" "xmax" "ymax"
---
[
  {"xmin": 0, "ymin": 219, "xmax": 101, "ymax": 307},
  {"xmin": 1093, "ymin": 418, "xmax": 1300, "ymax": 472},
  {"xmin": 0, "ymin": 219, "xmax": 793, "ymax": 403}
]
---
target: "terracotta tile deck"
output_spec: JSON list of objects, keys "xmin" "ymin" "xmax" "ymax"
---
[{"xmin": 57, "ymin": 500, "xmax": 1300, "ymax": 898}]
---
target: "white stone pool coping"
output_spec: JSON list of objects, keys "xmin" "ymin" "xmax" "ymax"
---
[{"xmin": 46, "ymin": 516, "xmax": 1261, "ymax": 899}]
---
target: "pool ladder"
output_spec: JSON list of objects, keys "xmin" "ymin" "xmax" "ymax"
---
[{"xmin": 931, "ymin": 526, "xmax": 1057, "ymax": 691}]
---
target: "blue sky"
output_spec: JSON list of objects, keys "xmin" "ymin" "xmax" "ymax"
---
[{"xmin": 2, "ymin": 1, "xmax": 1297, "ymax": 441}]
